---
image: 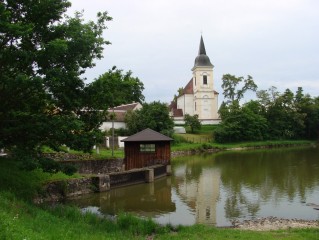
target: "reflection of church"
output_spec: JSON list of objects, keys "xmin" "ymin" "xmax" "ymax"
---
[
  {"xmin": 174, "ymin": 165, "xmax": 221, "ymax": 225},
  {"xmin": 170, "ymin": 36, "xmax": 220, "ymax": 124}
]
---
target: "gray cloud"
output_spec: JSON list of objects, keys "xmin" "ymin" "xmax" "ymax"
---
[{"xmin": 69, "ymin": 0, "xmax": 319, "ymax": 103}]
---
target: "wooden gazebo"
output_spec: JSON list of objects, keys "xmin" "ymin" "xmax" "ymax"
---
[{"xmin": 121, "ymin": 128, "xmax": 173, "ymax": 170}]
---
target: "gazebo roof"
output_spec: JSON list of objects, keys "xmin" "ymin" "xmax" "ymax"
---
[{"xmin": 121, "ymin": 128, "xmax": 173, "ymax": 142}]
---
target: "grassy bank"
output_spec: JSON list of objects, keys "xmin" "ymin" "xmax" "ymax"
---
[
  {"xmin": 1, "ymin": 156, "xmax": 318, "ymax": 239},
  {"xmin": 171, "ymin": 139, "xmax": 316, "ymax": 152},
  {"xmin": 1, "ymin": 191, "xmax": 318, "ymax": 240}
]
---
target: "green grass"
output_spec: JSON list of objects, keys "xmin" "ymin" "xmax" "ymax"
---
[
  {"xmin": 0, "ymin": 157, "xmax": 81, "ymax": 200},
  {"xmin": 171, "ymin": 139, "xmax": 315, "ymax": 152},
  {"xmin": 42, "ymin": 146, "xmax": 125, "ymax": 160},
  {"xmin": 0, "ymin": 191, "xmax": 318, "ymax": 239}
]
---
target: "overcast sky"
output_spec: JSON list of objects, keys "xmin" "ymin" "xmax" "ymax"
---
[{"xmin": 68, "ymin": 0, "xmax": 319, "ymax": 104}]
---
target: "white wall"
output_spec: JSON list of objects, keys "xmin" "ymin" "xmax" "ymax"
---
[
  {"xmin": 99, "ymin": 122, "xmax": 126, "ymax": 132},
  {"xmin": 177, "ymin": 94, "xmax": 194, "ymax": 116},
  {"xmin": 105, "ymin": 136, "xmax": 127, "ymax": 148}
]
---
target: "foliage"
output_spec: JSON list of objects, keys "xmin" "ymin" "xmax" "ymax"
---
[
  {"xmin": 125, "ymin": 101, "xmax": 174, "ymax": 136},
  {"xmin": 215, "ymin": 101, "xmax": 268, "ymax": 143},
  {"xmin": 184, "ymin": 114, "xmax": 201, "ymax": 133},
  {"xmin": 221, "ymin": 74, "xmax": 257, "ymax": 103},
  {"xmin": 85, "ymin": 67, "xmax": 144, "ymax": 111},
  {"xmin": 0, "ymin": 1, "xmax": 143, "ymax": 173},
  {"xmin": 0, "ymin": 1, "xmax": 111, "ymax": 157},
  {"xmin": 216, "ymin": 75, "xmax": 319, "ymax": 143}
]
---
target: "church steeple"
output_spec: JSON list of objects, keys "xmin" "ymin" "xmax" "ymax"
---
[
  {"xmin": 193, "ymin": 35, "xmax": 213, "ymax": 69},
  {"xmin": 198, "ymin": 35, "xmax": 207, "ymax": 55}
]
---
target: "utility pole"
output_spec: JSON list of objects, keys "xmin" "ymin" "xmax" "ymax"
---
[{"xmin": 112, "ymin": 107, "xmax": 115, "ymax": 157}]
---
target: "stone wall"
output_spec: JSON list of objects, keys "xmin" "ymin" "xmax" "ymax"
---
[
  {"xmin": 60, "ymin": 158, "xmax": 124, "ymax": 174},
  {"xmin": 37, "ymin": 165, "xmax": 170, "ymax": 202},
  {"xmin": 40, "ymin": 178, "xmax": 95, "ymax": 202},
  {"xmin": 38, "ymin": 176, "xmax": 111, "ymax": 202}
]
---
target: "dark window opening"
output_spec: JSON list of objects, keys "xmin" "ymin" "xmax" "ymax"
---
[
  {"xmin": 140, "ymin": 144, "xmax": 155, "ymax": 152},
  {"xmin": 203, "ymin": 75, "xmax": 207, "ymax": 85}
]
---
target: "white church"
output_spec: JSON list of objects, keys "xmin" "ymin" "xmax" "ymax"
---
[{"xmin": 170, "ymin": 36, "xmax": 220, "ymax": 124}]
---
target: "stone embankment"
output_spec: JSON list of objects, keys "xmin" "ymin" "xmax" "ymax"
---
[{"xmin": 232, "ymin": 217, "xmax": 319, "ymax": 231}]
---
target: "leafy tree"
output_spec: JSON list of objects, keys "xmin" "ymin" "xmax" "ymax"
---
[
  {"xmin": 85, "ymin": 67, "xmax": 144, "ymax": 110},
  {"xmin": 221, "ymin": 74, "xmax": 257, "ymax": 103},
  {"xmin": 215, "ymin": 101, "xmax": 268, "ymax": 143},
  {"xmin": 84, "ymin": 67, "xmax": 144, "ymax": 123},
  {"xmin": 184, "ymin": 114, "xmax": 201, "ymax": 133},
  {"xmin": 125, "ymin": 101, "xmax": 174, "ymax": 136},
  {"xmin": 294, "ymin": 88, "xmax": 319, "ymax": 139},
  {"xmin": 264, "ymin": 89, "xmax": 306, "ymax": 139},
  {"xmin": 0, "ymin": 1, "xmax": 114, "ymax": 159}
]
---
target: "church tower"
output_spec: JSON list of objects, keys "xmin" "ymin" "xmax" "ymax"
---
[
  {"xmin": 170, "ymin": 35, "xmax": 220, "ymax": 124},
  {"xmin": 191, "ymin": 36, "xmax": 219, "ymax": 122}
]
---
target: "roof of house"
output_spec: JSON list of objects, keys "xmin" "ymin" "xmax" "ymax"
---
[
  {"xmin": 121, "ymin": 128, "xmax": 173, "ymax": 142},
  {"xmin": 110, "ymin": 102, "xmax": 141, "ymax": 111},
  {"xmin": 112, "ymin": 111, "xmax": 126, "ymax": 122}
]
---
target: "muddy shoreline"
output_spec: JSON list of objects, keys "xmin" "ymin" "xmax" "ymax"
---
[{"xmin": 229, "ymin": 217, "xmax": 319, "ymax": 231}]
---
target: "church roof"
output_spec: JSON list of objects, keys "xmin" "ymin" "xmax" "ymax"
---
[
  {"xmin": 182, "ymin": 79, "xmax": 194, "ymax": 94},
  {"xmin": 193, "ymin": 35, "xmax": 214, "ymax": 68}
]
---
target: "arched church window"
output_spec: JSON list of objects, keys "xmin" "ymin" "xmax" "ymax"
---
[{"xmin": 203, "ymin": 75, "xmax": 207, "ymax": 85}]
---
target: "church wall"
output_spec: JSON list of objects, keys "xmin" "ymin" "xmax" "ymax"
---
[
  {"xmin": 192, "ymin": 66, "xmax": 218, "ymax": 120},
  {"xmin": 177, "ymin": 94, "xmax": 194, "ymax": 116},
  {"xmin": 193, "ymin": 67, "xmax": 214, "ymax": 93}
]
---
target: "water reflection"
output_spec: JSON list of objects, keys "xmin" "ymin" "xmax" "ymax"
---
[
  {"xmin": 68, "ymin": 177, "xmax": 175, "ymax": 218},
  {"xmin": 67, "ymin": 146, "xmax": 319, "ymax": 226}
]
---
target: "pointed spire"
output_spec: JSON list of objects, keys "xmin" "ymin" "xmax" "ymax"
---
[
  {"xmin": 193, "ymin": 35, "xmax": 213, "ymax": 69},
  {"xmin": 198, "ymin": 35, "xmax": 207, "ymax": 55}
]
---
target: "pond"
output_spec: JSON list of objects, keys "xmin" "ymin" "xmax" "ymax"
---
[{"xmin": 67, "ymin": 146, "xmax": 319, "ymax": 226}]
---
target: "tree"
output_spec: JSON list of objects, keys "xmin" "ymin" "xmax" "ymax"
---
[
  {"xmin": 86, "ymin": 67, "xmax": 144, "ymax": 110},
  {"xmin": 221, "ymin": 74, "xmax": 257, "ymax": 104},
  {"xmin": 184, "ymin": 114, "xmax": 201, "ymax": 133},
  {"xmin": 0, "ymin": 1, "xmax": 113, "ymax": 158},
  {"xmin": 84, "ymin": 67, "xmax": 144, "ymax": 123},
  {"xmin": 264, "ymin": 89, "xmax": 306, "ymax": 139},
  {"xmin": 125, "ymin": 101, "xmax": 174, "ymax": 136},
  {"xmin": 214, "ymin": 101, "xmax": 268, "ymax": 143}
]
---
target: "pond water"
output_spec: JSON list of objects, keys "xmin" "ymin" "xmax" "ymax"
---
[{"xmin": 67, "ymin": 146, "xmax": 319, "ymax": 226}]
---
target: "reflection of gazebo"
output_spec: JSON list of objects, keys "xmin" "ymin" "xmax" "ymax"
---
[{"xmin": 121, "ymin": 128, "xmax": 173, "ymax": 170}]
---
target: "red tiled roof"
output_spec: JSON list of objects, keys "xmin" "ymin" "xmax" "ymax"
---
[
  {"xmin": 169, "ymin": 101, "xmax": 177, "ymax": 110},
  {"xmin": 173, "ymin": 109, "xmax": 183, "ymax": 117},
  {"xmin": 183, "ymin": 79, "xmax": 194, "ymax": 94},
  {"xmin": 111, "ymin": 111, "xmax": 126, "ymax": 122}
]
